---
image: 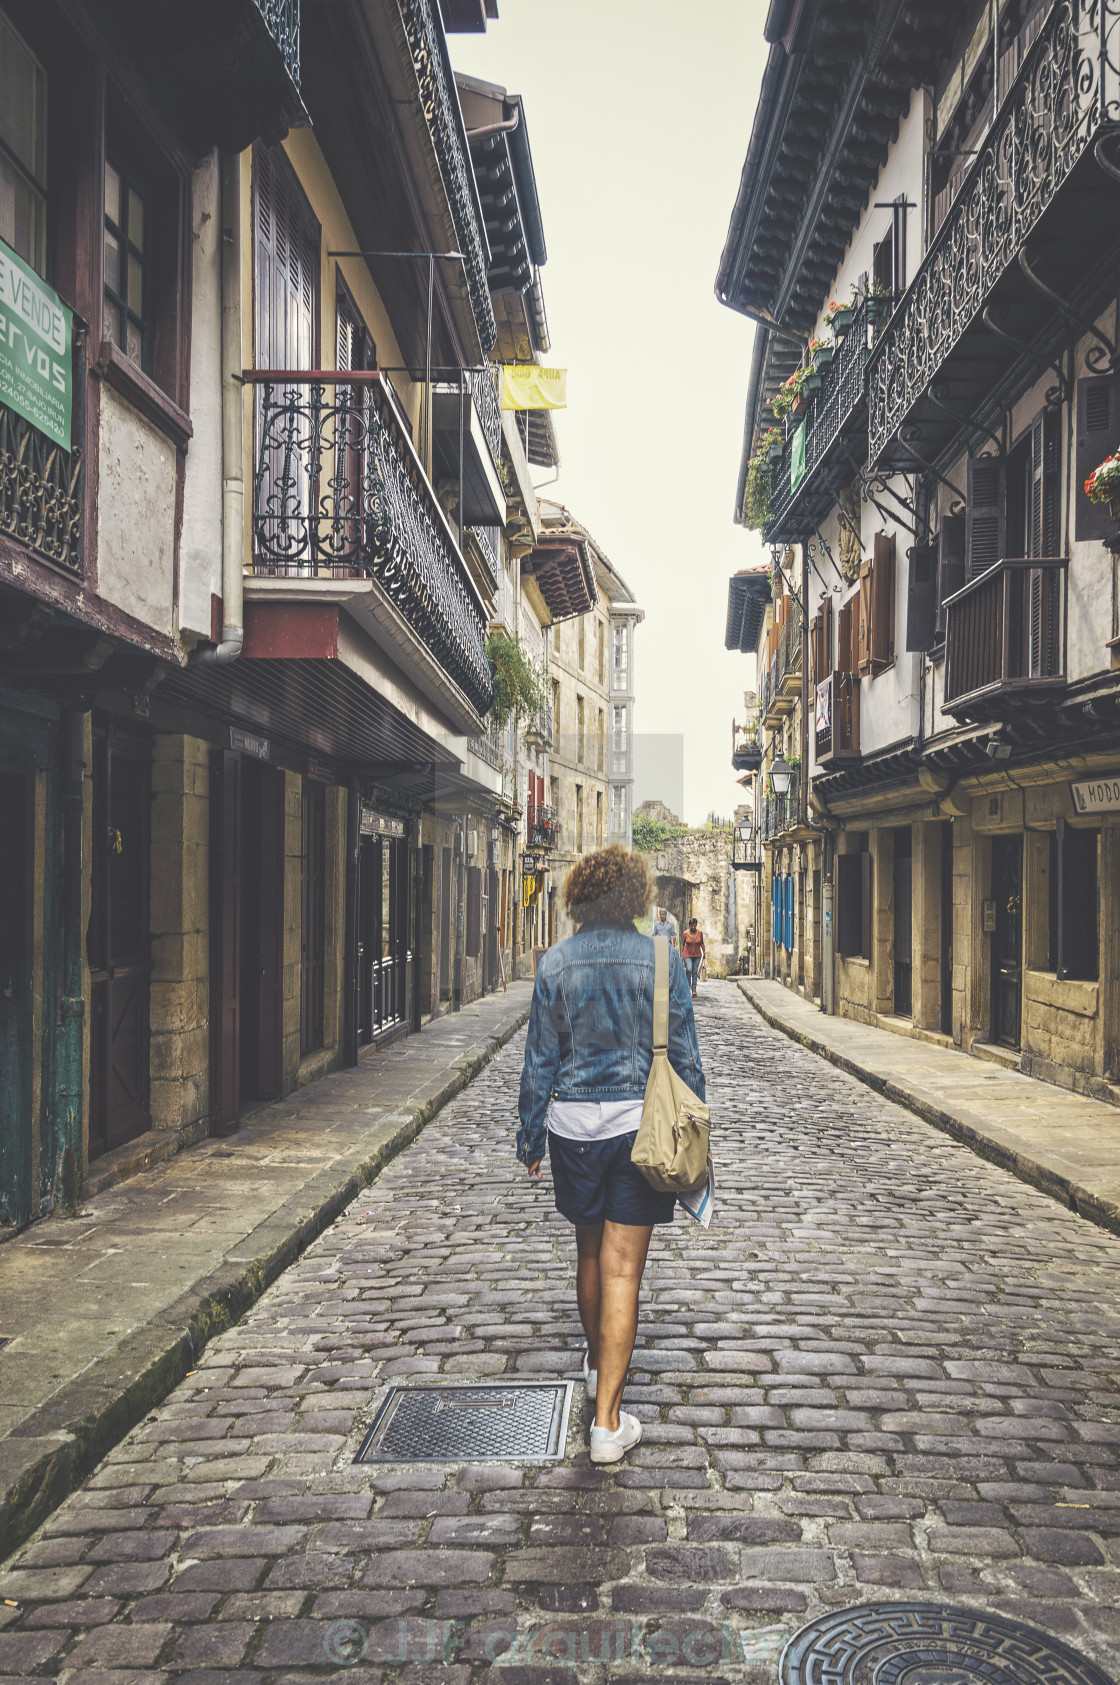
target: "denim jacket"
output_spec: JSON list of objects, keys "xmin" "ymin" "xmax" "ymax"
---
[{"xmin": 516, "ymin": 925, "xmax": 706, "ymax": 1167}]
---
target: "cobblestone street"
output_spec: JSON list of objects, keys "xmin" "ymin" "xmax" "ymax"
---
[{"xmin": 4, "ymin": 981, "xmax": 1120, "ymax": 1683}]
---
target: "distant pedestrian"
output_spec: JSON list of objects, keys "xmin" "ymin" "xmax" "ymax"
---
[
  {"xmin": 682, "ymin": 919, "xmax": 705, "ymax": 997},
  {"xmin": 517, "ymin": 846, "xmax": 705, "ymax": 1465},
  {"xmin": 652, "ymin": 905, "xmax": 678, "ymax": 949}
]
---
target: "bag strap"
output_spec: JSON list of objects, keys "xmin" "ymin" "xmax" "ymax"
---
[{"xmin": 652, "ymin": 934, "xmax": 669, "ymax": 1053}]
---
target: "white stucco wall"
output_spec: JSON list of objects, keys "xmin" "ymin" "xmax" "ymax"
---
[
  {"xmin": 96, "ymin": 387, "xmax": 177, "ymax": 637},
  {"xmin": 179, "ymin": 152, "xmax": 224, "ymax": 641}
]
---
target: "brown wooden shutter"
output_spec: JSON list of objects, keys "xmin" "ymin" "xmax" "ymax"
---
[
  {"xmin": 837, "ymin": 598, "xmax": 854, "ymax": 675},
  {"xmin": 966, "ymin": 453, "xmax": 1005, "ymax": 578},
  {"xmin": 860, "ymin": 846, "xmax": 873, "ymax": 959},
  {"xmin": 1041, "ymin": 408, "xmax": 1061, "ymax": 557},
  {"xmin": 871, "ymin": 532, "xmax": 895, "ymax": 670},
  {"xmin": 1056, "ymin": 819, "xmax": 1100, "ymax": 982},
  {"xmin": 1075, "ymin": 375, "xmax": 1119, "ymax": 542},
  {"xmin": 857, "ymin": 560, "xmax": 873, "ymax": 675},
  {"xmin": 467, "ymin": 865, "xmax": 482, "ymax": 958},
  {"xmin": 808, "ymin": 614, "xmax": 820, "ymax": 686},
  {"xmin": 905, "ymin": 540, "xmax": 938, "ymax": 651},
  {"xmin": 254, "ymin": 142, "xmax": 319, "ymax": 369},
  {"xmin": 936, "ymin": 513, "xmax": 966, "ymax": 639},
  {"xmin": 821, "ymin": 594, "xmax": 833, "ymax": 676}
]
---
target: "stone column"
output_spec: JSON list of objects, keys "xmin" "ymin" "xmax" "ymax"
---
[{"xmin": 149, "ymin": 734, "xmax": 210, "ymax": 1143}]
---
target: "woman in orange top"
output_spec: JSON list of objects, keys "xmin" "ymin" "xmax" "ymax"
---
[{"xmin": 681, "ymin": 919, "xmax": 705, "ymax": 997}]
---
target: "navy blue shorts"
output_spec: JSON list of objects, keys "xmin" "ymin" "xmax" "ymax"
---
[{"xmin": 548, "ymin": 1130, "xmax": 676, "ymax": 1227}]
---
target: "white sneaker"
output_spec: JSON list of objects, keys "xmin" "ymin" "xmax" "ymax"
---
[
  {"xmin": 582, "ymin": 1348, "xmax": 597, "ymax": 1402},
  {"xmin": 589, "ymin": 1411, "xmax": 643, "ymax": 1464}
]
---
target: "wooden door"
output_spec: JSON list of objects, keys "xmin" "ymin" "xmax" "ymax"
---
[
  {"xmin": 0, "ymin": 772, "xmax": 32, "ymax": 1228},
  {"xmin": 89, "ymin": 727, "xmax": 151, "ymax": 1159},
  {"xmin": 239, "ymin": 761, "xmax": 284, "ymax": 1102},
  {"xmin": 357, "ymin": 835, "xmax": 376, "ymax": 1044},
  {"xmin": 893, "ymin": 827, "xmax": 913, "ymax": 1017},
  {"xmin": 209, "ymin": 750, "xmax": 242, "ymax": 1136},
  {"xmin": 301, "ymin": 780, "xmax": 326, "ymax": 1055},
  {"xmin": 939, "ymin": 821, "xmax": 954, "ymax": 1036},
  {"xmin": 439, "ymin": 847, "xmax": 452, "ymax": 1001},
  {"xmin": 486, "ymin": 867, "xmax": 499, "ymax": 990},
  {"xmin": 991, "ymin": 835, "xmax": 1023, "ymax": 1049}
]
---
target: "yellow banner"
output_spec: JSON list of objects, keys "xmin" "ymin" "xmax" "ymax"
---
[{"xmin": 501, "ymin": 365, "xmax": 568, "ymax": 410}]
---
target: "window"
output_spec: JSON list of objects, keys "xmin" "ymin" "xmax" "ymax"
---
[
  {"xmin": 576, "ymin": 695, "xmax": 584, "ymax": 764},
  {"xmin": 466, "ymin": 865, "xmax": 482, "ymax": 958},
  {"xmin": 0, "ymin": 10, "xmax": 47, "ymax": 273},
  {"xmin": 104, "ymin": 160, "xmax": 149, "ymax": 372},
  {"xmin": 575, "ymin": 785, "xmax": 584, "ymax": 853},
  {"xmin": 836, "ymin": 832, "xmax": 872, "ymax": 959},
  {"xmin": 598, "ymin": 620, "xmax": 605, "ymax": 685},
  {"xmin": 613, "ymin": 621, "xmax": 628, "ymax": 682},
  {"xmin": 856, "ymin": 533, "xmax": 895, "ymax": 676},
  {"xmin": 550, "ymin": 775, "xmax": 559, "ymax": 814},
  {"xmin": 597, "ymin": 709, "xmax": 605, "ymax": 772},
  {"xmin": 578, "ymin": 617, "xmax": 585, "ymax": 670},
  {"xmin": 1047, "ymin": 822, "xmax": 1100, "ymax": 981}
]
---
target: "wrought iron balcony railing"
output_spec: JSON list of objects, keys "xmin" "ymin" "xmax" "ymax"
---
[
  {"xmin": 247, "ymin": 371, "xmax": 493, "ymax": 717},
  {"xmin": 0, "ymin": 326, "xmax": 84, "ymax": 576},
  {"xmin": 469, "ymin": 719, "xmax": 502, "ymax": 770},
  {"xmin": 529, "ymin": 805, "xmax": 560, "ymax": 850},
  {"xmin": 869, "ymin": 0, "xmax": 1120, "ymax": 465},
  {"xmin": 766, "ymin": 301, "xmax": 871, "ymax": 541},
  {"xmin": 525, "ymin": 702, "xmax": 553, "ymax": 747},
  {"xmin": 732, "ymin": 727, "xmax": 762, "ymax": 772},
  {"xmin": 814, "ymin": 670, "xmax": 861, "ymax": 765},
  {"xmin": 466, "ymin": 365, "xmax": 502, "ymax": 464},
  {"xmin": 253, "ymin": 0, "xmax": 300, "ymax": 85},
  {"xmin": 468, "ymin": 523, "xmax": 500, "ymax": 586},
  {"xmin": 943, "ymin": 557, "xmax": 1067, "ymax": 716},
  {"xmin": 398, "ymin": 0, "xmax": 497, "ymax": 353}
]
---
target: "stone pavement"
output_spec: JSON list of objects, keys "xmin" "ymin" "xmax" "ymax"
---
[
  {"xmin": 739, "ymin": 978, "xmax": 1120, "ymax": 1237},
  {"xmin": 0, "ymin": 986, "xmax": 533, "ymax": 1563},
  {"xmin": 3, "ymin": 980, "xmax": 1120, "ymax": 1681}
]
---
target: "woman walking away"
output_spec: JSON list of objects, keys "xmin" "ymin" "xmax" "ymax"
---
[
  {"xmin": 517, "ymin": 845, "xmax": 705, "ymax": 1464},
  {"xmin": 682, "ymin": 918, "xmax": 705, "ymax": 997}
]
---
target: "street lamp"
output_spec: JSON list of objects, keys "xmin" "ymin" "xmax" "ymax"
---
[
  {"xmin": 737, "ymin": 816, "xmax": 753, "ymax": 843},
  {"xmin": 769, "ymin": 753, "xmax": 794, "ymax": 797}
]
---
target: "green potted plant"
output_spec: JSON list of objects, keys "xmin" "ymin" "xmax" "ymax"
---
[
  {"xmin": 823, "ymin": 297, "xmax": 853, "ymax": 336},
  {"xmin": 1085, "ymin": 451, "xmax": 1120, "ymax": 521},
  {"xmin": 744, "ymin": 443, "xmax": 773, "ymax": 531},
  {"xmin": 865, "ymin": 278, "xmax": 893, "ymax": 325},
  {"xmin": 763, "ymin": 424, "xmax": 784, "ymax": 464},
  {"xmin": 809, "ymin": 334, "xmax": 833, "ymax": 373},
  {"xmin": 769, "ymin": 367, "xmax": 808, "ymax": 424}
]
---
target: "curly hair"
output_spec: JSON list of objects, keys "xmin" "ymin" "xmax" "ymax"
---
[{"xmin": 563, "ymin": 844, "xmax": 651, "ymax": 930}]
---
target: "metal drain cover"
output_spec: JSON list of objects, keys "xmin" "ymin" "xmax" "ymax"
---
[
  {"xmin": 355, "ymin": 1383, "xmax": 573, "ymax": 1464},
  {"xmin": 780, "ymin": 1602, "xmax": 1115, "ymax": 1685}
]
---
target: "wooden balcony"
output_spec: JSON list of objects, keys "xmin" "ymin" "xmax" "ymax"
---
[
  {"xmin": 943, "ymin": 557, "xmax": 1067, "ymax": 718},
  {"xmin": 814, "ymin": 670, "xmax": 860, "ymax": 767}
]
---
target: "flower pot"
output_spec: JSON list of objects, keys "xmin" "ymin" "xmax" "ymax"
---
[
  {"xmin": 867, "ymin": 296, "xmax": 890, "ymax": 324},
  {"xmin": 831, "ymin": 307, "xmax": 853, "ymax": 336},
  {"xmin": 791, "ymin": 395, "xmax": 806, "ymax": 415},
  {"xmin": 802, "ymin": 372, "xmax": 823, "ymax": 396},
  {"xmin": 813, "ymin": 344, "xmax": 834, "ymax": 370},
  {"xmin": 1111, "ymin": 493, "xmax": 1120, "ymax": 522},
  {"xmin": 768, "ymin": 440, "xmax": 783, "ymax": 463}
]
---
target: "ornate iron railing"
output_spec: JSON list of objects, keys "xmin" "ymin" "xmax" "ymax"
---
[
  {"xmin": 529, "ymin": 805, "xmax": 560, "ymax": 849},
  {"xmin": 466, "ymin": 365, "xmax": 502, "ymax": 463},
  {"xmin": 398, "ymin": 0, "xmax": 497, "ymax": 352},
  {"xmin": 252, "ymin": 0, "xmax": 300, "ymax": 87},
  {"xmin": 469, "ymin": 719, "xmax": 502, "ymax": 769},
  {"xmin": 943, "ymin": 557, "xmax": 1067, "ymax": 713},
  {"xmin": 468, "ymin": 522, "xmax": 500, "ymax": 585},
  {"xmin": 766, "ymin": 302, "xmax": 871, "ymax": 539},
  {"xmin": 247, "ymin": 371, "xmax": 492, "ymax": 716},
  {"xmin": 869, "ymin": 0, "xmax": 1120, "ymax": 464},
  {"xmin": 0, "ymin": 326, "xmax": 84, "ymax": 575}
]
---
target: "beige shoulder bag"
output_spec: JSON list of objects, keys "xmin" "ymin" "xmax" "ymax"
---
[{"xmin": 631, "ymin": 936, "xmax": 710, "ymax": 1193}]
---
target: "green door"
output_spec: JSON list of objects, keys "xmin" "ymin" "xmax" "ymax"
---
[{"xmin": 0, "ymin": 771, "xmax": 33, "ymax": 1230}]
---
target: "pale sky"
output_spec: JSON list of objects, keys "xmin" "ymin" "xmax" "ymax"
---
[{"xmin": 451, "ymin": 0, "xmax": 770, "ymax": 826}]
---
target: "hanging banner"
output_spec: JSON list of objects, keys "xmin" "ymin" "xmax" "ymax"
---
[
  {"xmin": 501, "ymin": 365, "xmax": 567, "ymax": 410},
  {"xmin": 0, "ymin": 235, "xmax": 73, "ymax": 450},
  {"xmin": 790, "ymin": 419, "xmax": 807, "ymax": 492}
]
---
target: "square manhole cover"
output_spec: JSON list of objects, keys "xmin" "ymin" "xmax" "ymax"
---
[
  {"xmin": 0, "ymin": 1338, "xmax": 9, "ymax": 1352},
  {"xmin": 355, "ymin": 1382, "xmax": 573, "ymax": 1464}
]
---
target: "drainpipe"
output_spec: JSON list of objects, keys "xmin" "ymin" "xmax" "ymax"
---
[
  {"xmin": 57, "ymin": 707, "xmax": 88, "ymax": 1211},
  {"xmin": 191, "ymin": 150, "xmax": 244, "ymax": 667}
]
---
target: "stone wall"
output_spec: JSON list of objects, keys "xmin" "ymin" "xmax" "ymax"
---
[{"xmin": 647, "ymin": 827, "xmax": 750, "ymax": 976}]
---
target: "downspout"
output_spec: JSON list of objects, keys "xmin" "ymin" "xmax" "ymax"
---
[
  {"xmin": 191, "ymin": 150, "xmax": 244, "ymax": 667},
  {"xmin": 57, "ymin": 706, "xmax": 87, "ymax": 1211}
]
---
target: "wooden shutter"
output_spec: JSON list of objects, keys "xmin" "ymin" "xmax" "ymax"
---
[
  {"xmin": 871, "ymin": 532, "xmax": 895, "ymax": 670},
  {"xmin": 836, "ymin": 853, "xmax": 861, "ymax": 955},
  {"xmin": 936, "ymin": 513, "xmax": 966, "ymax": 639},
  {"xmin": 254, "ymin": 142, "xmax": 319, "ymax": 369},
  {"xmin": 860, "ymin": 846, "xmax": 873, "ymax": 959},
  {"xmin": 857, "ymin": 559, "xmax": 873, "ymax": 675},
  {"xmin": 1075, "ymin": 375, "xmax": 1119, "ymax": 542},
  {"xmin": 467, "ymin": 865, "xmax": 482, "ymax": 957},
  {"xmin": 809, "ymin": 614, "xmax": 820, "ymax": 686},
  {"xmin": 821, "ymin": 594, "xmax": 833, "ymax": 677},
  {"xmin": 837, "ymin": 598, "xmax": 854, "ymax": 675},
  {"xmin": 1056, "ymin": 820, "xmax": 1100, "ymax": 982},
  {"xmin": 966, "ymin": 453, "xmax": 1005, "ymax": 578},
  {"xmin": 771, "ymin": 874, "xmax": 781, "ymax": 944},
  {"xmin": 905, "ymin": 540, "xmax": 938, "ymax": 651},
  {"xmin": 1027, "ymin": 411, "xmax": 1059, "ymax": 559}
]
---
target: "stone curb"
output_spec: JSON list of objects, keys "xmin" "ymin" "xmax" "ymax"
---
[
  {"xmin": 737, "ymin": 979, "xmax": 1120, "ymax": 1241},
  {"xmin": 0, "ymin": 1003, "xmax": 531, "ymax": 1564}
]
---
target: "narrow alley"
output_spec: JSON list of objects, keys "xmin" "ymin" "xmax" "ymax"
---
[{"xmin": 2, "ymin": 984, "xmax": 1120, "ymax": 1681}]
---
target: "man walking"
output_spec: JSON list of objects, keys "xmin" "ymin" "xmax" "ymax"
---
[{"xmin": 652, "ymin": 905, "xmax": 678, "ymax": 949}]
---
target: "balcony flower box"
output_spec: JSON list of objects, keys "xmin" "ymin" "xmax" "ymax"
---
[
  {"xmin": 767, "ymin": 436, "xmax": 784, "ymax": 464},
  {"xmin": 812, "ymin": 343, "xmax": 834, "ymax": 371},
  {"xmin": 1085, "ymin": 451, "xmax": 1120, "ymax": 521},
  {"xmin": 823, "ymin": 298, "xmax": 852, "ymax": 336},
  {"xmin": 802, "ymin": 371, "xmax": 823, "ymax": 397}
]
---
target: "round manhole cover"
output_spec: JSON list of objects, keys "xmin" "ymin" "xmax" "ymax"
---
[{"xmin": 779, "ymin": 1602, "xmax": 1115, "ymax": 1685}]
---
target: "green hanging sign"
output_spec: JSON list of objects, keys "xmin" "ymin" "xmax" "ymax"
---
[
  {"xmin": 0, "ymin": 235, "xmax": 73, "ymax": 451},
  {"xmin": 790, "ymin": 419, "xmax": 807, "ymax": 492}
]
